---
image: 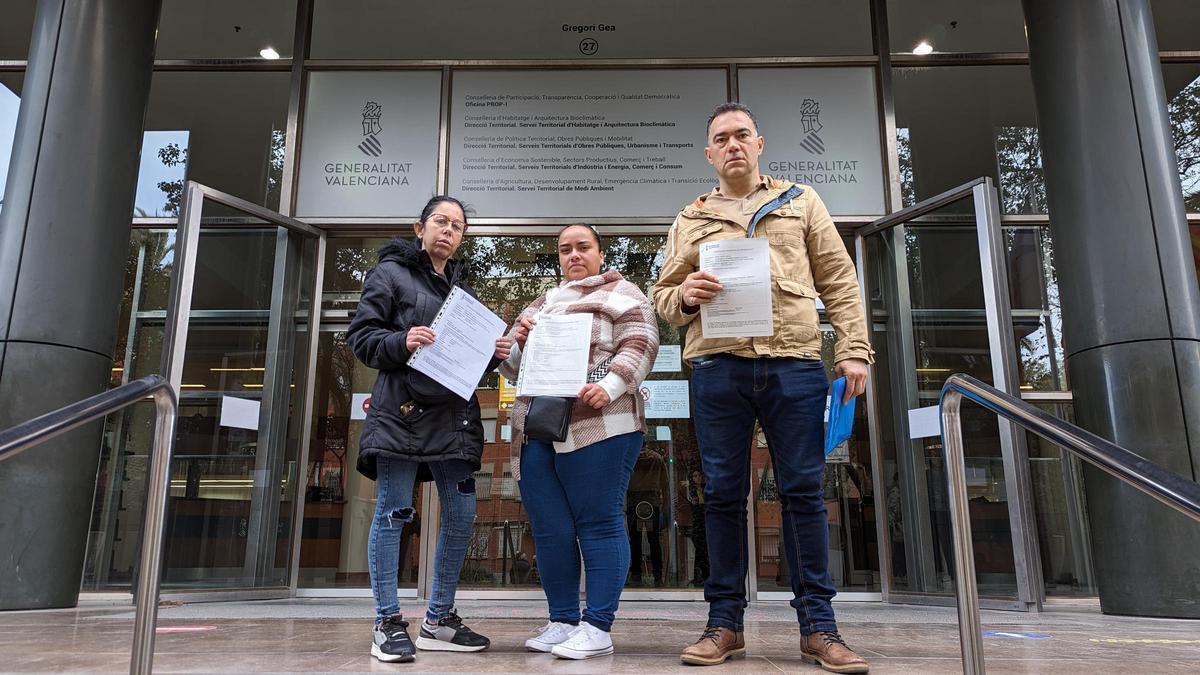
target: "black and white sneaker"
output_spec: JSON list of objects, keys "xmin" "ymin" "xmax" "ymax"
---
[
  {"xmin": 371, "ymin": 615, "xmax": 416, "ymax": 663},
  {"xmin": 415, "ymin": 609, "xmax": 490, "ymax": 652}
]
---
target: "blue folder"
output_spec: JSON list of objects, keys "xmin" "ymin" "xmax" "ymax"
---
[{"xmin": 825, "ymin": 377, "xmax": 857, "ymax": 455}]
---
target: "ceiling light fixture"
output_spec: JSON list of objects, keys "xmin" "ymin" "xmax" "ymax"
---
[
  {"xmin": 913, "ymin": 41, "xmax": 934, "ymax": 55},
  {"xmin": 260, "ymin": 46, "xmax": 280, "ymax": 60}
]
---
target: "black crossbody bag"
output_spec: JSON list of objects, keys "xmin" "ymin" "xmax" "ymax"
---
[
  {"xmin": 523, "ymin": 356, "xmax": 613, "ymax": 443},
  {"xmin": 524, "ymin": 395, "xmax": 574, "ymax": 442}
]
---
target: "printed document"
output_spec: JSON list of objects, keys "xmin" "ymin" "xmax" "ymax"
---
[
  {"xmin": 407, "ymin": 287, "xmax": 508, "ymax": 400},
  {"xmin": 516, "ymin": 313, "xmax": 593, "ymax": 397},
  {"xmin": 699, "ymin": 238, "xmax": 774, "ymax": 338}
]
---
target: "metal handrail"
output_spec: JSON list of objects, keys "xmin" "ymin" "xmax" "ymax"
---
[
  {"xmin": 939, "ymin": 373, "xmax": 1200, "ymax": 674},
  {"xmin": 0, "ymin": 375, "xmax": 177, "ymax": 675}
]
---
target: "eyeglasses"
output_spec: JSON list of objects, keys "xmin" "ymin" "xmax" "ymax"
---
[{"xmin": 425, "ymin": 214, "xmax": 466, "ymax": 234}]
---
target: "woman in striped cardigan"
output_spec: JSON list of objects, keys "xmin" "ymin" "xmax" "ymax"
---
[{"xmin": 499, "ymin": 224, "xmax": 659, "ymax": 660}]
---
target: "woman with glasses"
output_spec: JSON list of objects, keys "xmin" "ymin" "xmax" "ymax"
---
[
  {"xmin": 499, "ymin": 224, "xmax": 660, "ymax": 660},
  {"xmin": 348, "ymin": 195, "xmax": 511, "ymax": 663}
]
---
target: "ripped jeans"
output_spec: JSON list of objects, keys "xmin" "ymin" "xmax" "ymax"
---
[{"xmin": 368, "ymin": 456, "xmax": 477, "ymax": 623}]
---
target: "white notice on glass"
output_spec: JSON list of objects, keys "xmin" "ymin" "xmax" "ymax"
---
[
  {"xmin": 699, "ymin": 238, "xmax": 773, "ymax": 338},
  {"xmin": 640, "ymin": 380, "xmax": 691, "ymax": 419},
  {"xmin": 516, "ymin": 313, "xmax": 592, "ymax": 397},
  {"xmin": 406, "ymin": 287, "xmax": 508, "ymax": 401},
  {"xmin": 219, "ymin": 396, "xmax": 260, "ymax": 431},
  {"xmin": 652, "ymin": 344, "xmax": 682, "ymax": 373},
  {"xmin": 351, "ymin": 393, "xmax": 372, "ymax": 421}
]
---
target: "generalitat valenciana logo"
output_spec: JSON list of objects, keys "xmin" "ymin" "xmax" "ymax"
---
[{"xmin": 359, "ymin": 101, "xmax": 383, "ymax": 157}]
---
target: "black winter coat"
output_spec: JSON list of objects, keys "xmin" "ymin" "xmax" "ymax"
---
[{"xmin": 347, "ymin": 237, "xmax": 493, "ymax": 481}]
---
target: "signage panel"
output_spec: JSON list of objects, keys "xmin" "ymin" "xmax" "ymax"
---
[
  {"xmin": 739, "ymin": 67, "xmax": 886, "ymax": 215},
  {"xmin": 449, "ymin": 69, "xmax": 727, "ymax": 217},
  {"xmin": 297, "ymin": 71, "xmax": 442, "ymax": 217}
]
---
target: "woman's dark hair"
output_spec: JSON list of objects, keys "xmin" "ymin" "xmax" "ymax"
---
[
  {"xmin": 419, "ymin": 195, "xmax": 473, "ymax": 226},
  {"xmin": 558, "ymin": 223, "xmax": 603, "ymax": 249}
]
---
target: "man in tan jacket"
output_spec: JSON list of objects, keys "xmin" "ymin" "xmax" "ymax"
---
[{"xmin": 653, "ymin": 102, "xmax": 872, "ymax": 674}]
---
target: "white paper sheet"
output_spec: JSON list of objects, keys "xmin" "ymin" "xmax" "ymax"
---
[
  {"xmin": 516, "ymin": 313, "xmax": 593, "ymax": 397},
  {"xmin": 219, "ymin": 396, "xmax": 260, "ymax": 431},
  {"xmin": 699, "ymin": 238, "xmax": 774, "ymax": 338},
  {"xmin": 406, "ymin": 286, "xmax": 508, "ymax": 401}
]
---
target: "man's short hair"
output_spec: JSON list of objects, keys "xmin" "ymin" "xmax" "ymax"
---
[{"xmin": 706, "ymin": 102, "xmax": 758, "ymax": 137}]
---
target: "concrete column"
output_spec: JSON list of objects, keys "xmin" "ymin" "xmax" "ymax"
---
[
  {"xmin": 0, "ymin": 0, "xmax": 160, "ymax": 610},
  {"xmin": 1023, "ymin": 0, "xmax": 1200, "ymax": 617}
]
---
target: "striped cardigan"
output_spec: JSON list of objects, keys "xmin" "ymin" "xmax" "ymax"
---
[{"xmin": 499, "ymin": 269, "xmax": 660, "ymax": 480}]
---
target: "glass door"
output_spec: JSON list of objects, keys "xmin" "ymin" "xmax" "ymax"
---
[
  {"xmin": 857, "ymin": 178, "xmax": 1042, "ymax": 610},
  {"xmin": 298, "ymin": 327, "xmax": 425, "ymax": 594},
  {"xmin": 92, "ymin": 182, "xmax": 325, "ymax": 595}
]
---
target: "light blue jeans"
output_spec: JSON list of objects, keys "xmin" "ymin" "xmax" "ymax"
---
[{"xmin": 368, "ymin": 455, "xmax": 476, "ymax": 623}]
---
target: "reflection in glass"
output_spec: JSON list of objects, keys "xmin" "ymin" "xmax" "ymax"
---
[
  {"xmin": 906, "ymin": 225, "xmax": 994, "ymax": 390},
  {"xmin": 753, "ymin": 331, "xmax": 880, "ymax": 592},
  {"xmin": 994, "ymin": 126, "xmax": 1047, "ymax": 215},
  {"xmin": 897, "ymin": 127, "xmax": 916, "ymax": 208},
  {"xmin": 133, "ymin": 229, "xmax": 278, "ymax": 312},
  {"xmin": 1193, "ymin": 224, "xmax": 1200, "ymax": 278},
  {"xmin": 1026, "ymin": 403, "xmax": 1096, "ymax": 597},
  {"xmin": 868, "ymin": 196, "xmax": 1020, "ymax": 600},
  {"xmin": 1154, "ymin": 2, "xmax": 1200, "ymax": 56},
  {"xmin": 85, "ymin": 225, "xmax": 317, "ymax": 590},
  {"xmin": 134, "ymin": 131, "xmax": 191, "ymax": 217},
  {"xmin": 894, "ymin": 66, "xmax": 1041, "ymax": 210},
  {"xmin": 1005, "ymin": 226, "xmax": 1067, "ymax": 391},
  {"xmin": 1166, "ymin": 69, "xmax": 1200, "ymax": 212},
  {"xmin": 0, "ymin": 1, "xmax": 35, "ymax": 60},
  {"xmin": 301, "ymin": 331, "xmax": 423, "ymax": 588},
  {"xmin": 145, "ymin": 72, "xmax": 290, "ymax": 211},
  {"xmin": 0, "ymin": 76, "xmax": 19, "ymax": 215}
]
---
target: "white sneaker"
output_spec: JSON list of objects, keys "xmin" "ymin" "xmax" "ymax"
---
[
  {"xmin": 551, "ymin": 621, "xmax": 613, "ymax": 660},
  {"xmin": 525, "ymin": 621, "xmax": 578, "ymax": 652}
]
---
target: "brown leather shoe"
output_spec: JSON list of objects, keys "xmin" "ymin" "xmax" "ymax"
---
[
  {"xmin": 680, "ymin": 626, "xmax": 746, "ymax": 666},
  {"xmin": 801, "ymin": 631, "xmax": 869, "ymax": 673}
]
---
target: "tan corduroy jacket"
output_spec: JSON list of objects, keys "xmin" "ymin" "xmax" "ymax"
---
[{"xmin": 652, "ymin": 177, "xmax": 874, "ymax": 364}]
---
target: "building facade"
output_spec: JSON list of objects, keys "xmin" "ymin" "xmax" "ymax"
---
[{"xmin": 1, "ymin": 0, "xmax": 1198, "ymax": 612}]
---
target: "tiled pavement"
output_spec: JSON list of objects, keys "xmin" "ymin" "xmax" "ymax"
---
[{"xmin": 1, "ymin": 597, "xmax": 1197, "ymax": 673}]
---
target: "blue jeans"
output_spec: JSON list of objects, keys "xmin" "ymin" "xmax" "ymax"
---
[
  {"xmin": 518, "ymin": 431, "xmax": 643, "ymax": 632},
  {"xmin": 368, "ymin": 455, "xmax": 477, "ymax": 624},
  {"xmin": 691, "ymin": 355, "xmax": 837, "ymax": 635}
]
